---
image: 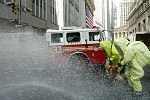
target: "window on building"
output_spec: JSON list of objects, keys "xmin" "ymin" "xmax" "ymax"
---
[
  {"xmin": 1, "ymin": 0, "xmax": 14, "ymax": 3},
  {"xmin": 145, "ymin": 0, "xmax": 148, "ymax": 7},
  {"xmin": 67, "ymin": 32, "xmax": 80, "ymax": 42},
  {"xmin": 40, "ymin": 0, "xmax": 42, "ymax": 18},
  {"xmin": 43, "ymin": 0, "xmax": 46, "ymax": 19},
  {"xmin": 36, "ymin": 0, "xmax": 39, "ymax": 17},
  {"xmin": 32, "ymin": 0, "xmax": 46, "ymax": 20},
  {"xmin": 119, "ymin": 32, "xmax": 121, "ymax": 38},
  {"xmin": 138, "ymin": 23, "xmax": 141, "ymax": 31},
  {"xmin": 143, "ymin": 19, "xmax": 146, "ymax": 31},
  {"xmin": 63, "ymin": 0, "xmax": 68, "ymax": 26},
  {"xmin": 135, "ymin": 28, "xmax": 136, "ymax": 33},
  {"xmin": 52, "ymin": 0, "xmax": 57, "ymax": 24},
  {"xmin": 5, "ymin": 0, "xmax": 13, "ymax": 2},
  {"xmin": 69, "ymin": 1, "xmax": 74, "ymax": 26},
  {"xmin": 32, "ymin": 0, "xmax": 35, "ymax": 15},
  {"xmin": 148, "ymin": 15, "xmax": 150, "ymax": 21}
]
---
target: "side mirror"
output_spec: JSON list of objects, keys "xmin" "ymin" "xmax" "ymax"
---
[
  {"xmin": 99, "ymin": 39, "xmax": 101, "ymax": 42},
  {"xmin": 85, "ymin": 39, "xmax": 88, "ymax": 48},
  {"xmin": 85, "ymin": 39, "xmax": 87, "ymax": 44}
]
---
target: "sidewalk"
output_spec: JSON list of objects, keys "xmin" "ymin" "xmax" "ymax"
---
[
  {"xmin": 0, "ymin": 17, "xmax": 18, "ymax": 33},
  {"xmin": 0, "ymin": 17, "xmax": 46, "ymax": 36}
]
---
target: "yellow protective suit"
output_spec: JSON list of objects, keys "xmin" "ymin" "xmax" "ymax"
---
[
  {"xmin": 100, "ymin": 41, "xmax": 122, "ymax": 67},
  {"xmin": 114, "ymin": 38, "xmax": 150, "ymax": 92}
]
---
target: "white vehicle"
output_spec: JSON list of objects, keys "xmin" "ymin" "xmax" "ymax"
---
[
  {"xmin": 46, "ymin": 27, "xmax": 107, "ymax": 68},
  {"xmin": 128, "ymin": 32, "xmax": 150, "ymax": 48}
]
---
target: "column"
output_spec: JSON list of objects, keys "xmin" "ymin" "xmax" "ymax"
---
[
  {"xmin": 122, "ymin": 32, "xmax": 123, "ymax": 38},
  {"xmin": 118, "ymin": 32, "xmax": 120, "ymax": 38}
]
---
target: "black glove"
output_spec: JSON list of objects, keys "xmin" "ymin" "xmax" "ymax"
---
[
  {"xmin": 120, "ymin": 65, "xmax": 126, "ymax": 75},
  {"xmin": 109, "ymin": 60, "xmax": 112, "ymax": 65}
]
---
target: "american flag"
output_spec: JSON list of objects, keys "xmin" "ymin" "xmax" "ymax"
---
[{"xmin": 85, "ymin": 4, "xmax": 93, "ymax": 29}]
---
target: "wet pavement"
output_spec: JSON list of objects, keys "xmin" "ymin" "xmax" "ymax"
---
[{"xmin": 0, "ymin": 31, "xmax": 150, "ymax": 100}]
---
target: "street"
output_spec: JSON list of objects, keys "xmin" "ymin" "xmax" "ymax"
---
[{"xmin": 0, "ymin": 31, "xmax": 150, "ymax": 100}]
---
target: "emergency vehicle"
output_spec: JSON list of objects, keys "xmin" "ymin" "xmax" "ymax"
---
[
  {"xmin": 128, "ymin": 32, "xmax": 150, "ymax": 48},
  {"xmin": 46, "ymin": 27, "xmax": 107, "ymax": 69}
]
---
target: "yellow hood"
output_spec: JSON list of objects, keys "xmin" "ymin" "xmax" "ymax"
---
[{"xmin": 114, "ymin": 38, "xmax": 129, "ymax": 55}]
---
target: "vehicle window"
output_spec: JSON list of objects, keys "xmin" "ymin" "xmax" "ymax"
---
[
  {"xmin": 136, "ymin": 34, "xmax": 150, "ymax": 47},
  {"xmin": 66, "ymin": 32, "xmax": 80, "ymax": 42},
  {"xmin": 89, "ymin": 32, "xmax": 100, "ymax": 41},
  {"xmin": 51, "ymin": 33, "xmax": 63, "ymax": 43}
]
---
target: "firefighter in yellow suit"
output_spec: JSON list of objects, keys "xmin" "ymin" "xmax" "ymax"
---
[
  {"xmin": 114, "ymin": 38, "xmax": 150, "ymax": 96},
  {"xmin": 100, "ymin": 41, "xmax": 122, "ymax": 75}
]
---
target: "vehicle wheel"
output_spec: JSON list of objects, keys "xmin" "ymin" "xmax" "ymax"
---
[{"xmin": 68, "ymin": 55, "xmax": 90, "ymax": 71}]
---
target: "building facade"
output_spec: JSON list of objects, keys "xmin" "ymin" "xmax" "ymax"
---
[
  {"xmin": 120, "ymin": 0, "xmax": 134, "ymax": 26},
  {"xmin": 0, "ymin": 0, "xmax": 58, "ymax": 32},
  {"xmin": 93, "ymin": 0, "xmax": 103, "ymax": 29},
  {"xmin": 113, "ymin": 0, "xmax": 134, "ymax": 39},
  {"xmin": 56, "ymin": 0, "xmax": 95, "ymax": 29},
  {"xmin": 93, "ymin": 0, "xmax": 111, "ymax": 40},
  {"xmin": 110, "ymin": 0, "xmax": 117, "ymax": 29},
  {"xmin": 62, "ymin": 0, "xmax": 80, "ymax": 28},
  {"xmin": 113, "ymin": 25, "xmax": 128, "ymax": 39},
  {"xmin": 127, "ymin": 0, "xmax": 150, "ymax": 34},
  {"xmin": 105, "ymin": 0, "xmax": 110, "ymax": 30}
]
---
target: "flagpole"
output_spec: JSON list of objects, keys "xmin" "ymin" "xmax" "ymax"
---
[
  {"xmin": 19, "ymin": 0, "xmax": 21, "ymax": 25},
  {"xmin": 18, "ymin": 0, "xmax": 21, "ymax": 32}
]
